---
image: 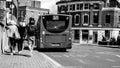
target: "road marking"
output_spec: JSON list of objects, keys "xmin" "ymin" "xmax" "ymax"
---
[
  {"xmin": 78, "ymin": 59, "xmax": 87, "ymax": 64},
  {"xmin": 96, "ymin": 52, "xmax": 115, "ymax": 55},
  {"xmin": 77, "ymin": 54, "xmax": 88, "ymax": 57},
  {"xmin": 116, "ymin": 55, "xmax": 120, "ymax": 58},
  {"xmin": 105, "ymin": 58, "xmax": 115, "ymax": 62},
  {"xmin": 64, "ymin": 55, "xmax": 69, "ymax": 57},
  {"xmin": 52, "ymin": 55, "xmax": 62, "ymax": 58},
  {"xmin": 112, "ymin": 66, "xmax": 120, "ymax": 68},
  {"xmin": 40, "ymin": 53, "xmax": 63, "ymax": 68}
]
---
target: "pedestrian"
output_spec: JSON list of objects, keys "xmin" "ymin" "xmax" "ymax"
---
[
  {"xmin": 0, "ymin": 8, "xmax": 11, "ymax": 54},
  {"xmin": 102, "ymin": 35, "xmax": 106, "ymax": 41},
  {"xmin": 117, "ymin": 34, "xmax": 120, "ymax": 48},
  {"xmin": 7, "ymin": 20, "xmax": 21, "ymax": 55},
  {"xmin": 17, "ymin": 21, "xmax": 27, "ymax": 54},
  {"xmin": 26, "ymin": 17, "xmax": 36, "ymax": 57}
]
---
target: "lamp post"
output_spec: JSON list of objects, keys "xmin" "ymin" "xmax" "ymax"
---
[
  {"xmin": 9, "ymin": 0, "xmax": 19, "ymax": 23},
  {"xmin": 10, "ymin": 0, "xmax": 14, "ymax": 20},
  {"xmin": 17, "ymin": 0, "xmax": 19, "ymax": 23}
]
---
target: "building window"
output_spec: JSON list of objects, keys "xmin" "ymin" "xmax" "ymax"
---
[
  {"xmin": 106, "ymin": 14, "xmax": 111, "ymax": 23},
  {"xmin": 93, "ymin": 13, "xmax": 99, "ymax": 23},
  {"xmin": 69, "ymin": 4, "xmax": 75, "ymax": 11},
  {"xmin": 76, "ymin": 3, "xmax": 83, "ymax": 10},
  {"xmin": 83, "ymin": 14, "xmax": 89, "ymax": 25},
  {"xmin": 76, "ymin": 4, "xmax": 80, "ymax": 10},
  {"xmin": 69, "ymin": 5, "xmax": 72, "ymax": 10},
  {"xmin": 74, "ymin": 14, "xmax": 80, "ymax": 25},
  {"xmin": 60, "ymin": 5, "xmax": 66, "ymax": 12},
  {"xmin": 74, "ymin": 30, "xmax": 80, "ymax": 40},
  {"xmin": 84, "ymin": 3, "xmax": 89, "ymax": 10},
  {"xmin": 93, "ymin": 3, "xmax": 99, "ymax": 9},
  {"xmin": 80, "ymin": 3, "xmax": 83, "ymax": 10},
  {"xmin": 82, "ymin": 30, "xmax": 89, "ymax": 41},
  {"xmin": 6, "ymin": 1, "xmax": 11, "ymax": 8}
]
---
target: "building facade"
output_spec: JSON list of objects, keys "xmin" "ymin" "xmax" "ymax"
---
[
  {"xmin": 56, "ymin": 0, "xmax": 120, "ymax": 44},
  {"xmin": 18, "ymin": 0, "xmax": 49, "ymax": 25}
]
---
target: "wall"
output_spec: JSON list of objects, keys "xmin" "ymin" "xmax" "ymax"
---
[{"xmin": 111, "ymin": 30, "xmax": 119, "ymax": 39}]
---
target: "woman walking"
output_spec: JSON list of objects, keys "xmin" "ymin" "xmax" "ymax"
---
[
  {"xmin": 17, "ymin": 21, "xmax": 27, "ymax": 54},
  {"xmin": 7, "ymin": 20, "xmax": 20, "ymax": 55}
]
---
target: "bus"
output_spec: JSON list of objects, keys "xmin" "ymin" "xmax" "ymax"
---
[{"xmin": 36, "ymin": 14, "xmax": 72, "ymax": 51}]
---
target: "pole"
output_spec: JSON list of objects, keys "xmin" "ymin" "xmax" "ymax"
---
[{"xmin": 17, "ymin": 0, "xmax": 19, "ymax": 23}]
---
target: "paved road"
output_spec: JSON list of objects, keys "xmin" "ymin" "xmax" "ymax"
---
[
  {"xmin": 0, "ymin": 50, "xmax": 63, "ymax": 68},
  {"xmin": 43, "ymin": 44, "xmax": 120, "ymax": 68}
]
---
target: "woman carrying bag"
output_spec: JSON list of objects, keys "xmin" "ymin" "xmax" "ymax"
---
[{"xmin": 7, "ymin": 20, "xmax": 21, "ymax": 55}]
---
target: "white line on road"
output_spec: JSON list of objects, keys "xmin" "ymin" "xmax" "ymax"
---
[
  {"xmin": 112, "ymin": 66, "xmax": 120, "ymax": 68},
  {"xmin": 94, "ymin": 56, "xmax": 101, "ymax": 58},
  {"xmin": 40, "ymin": 53, "xmax": 63, "ymax": 68},
  {"xmin": 116, "ymin": 55, "xmax": 120, "ymax": 58},
  {"xmin": 64, "ymin": 55, "xmax": 70, "ymax": 57},
  {"xmin": 78, "ymin": 59, "xmax": 87, "ymax": 64},
  {"xmin": 52, "ymin": 55, "xmax": 62, "ymax": 58},
  {"xmin": 105, "ymin": 58, "xmax": 115, "ymax": 62}
]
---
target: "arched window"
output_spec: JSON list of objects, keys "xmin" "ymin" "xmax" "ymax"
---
[
  {"xmin": 93, "ymin": 13, "xmax": 99, "ymax": 23},
  {"xmin": 83, "ymin": 14, "xmax": 89, "ymax": 25},
  {"xmin": 74, "ymin": 14, "xmax": 80, "ymax": 25}
]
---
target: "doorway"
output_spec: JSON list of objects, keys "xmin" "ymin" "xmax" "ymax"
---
[{"xmin": 93, "ymin": 32, "xmax": 98, "ymax": 43}]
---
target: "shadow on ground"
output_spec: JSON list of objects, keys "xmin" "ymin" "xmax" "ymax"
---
[
  {"xmin": 98, "ymin": 45, "xmax": 120, "ymax": 49},
  {"xmin": 36, "ymin": 48, "xmax": 69, "ymax": 53}
]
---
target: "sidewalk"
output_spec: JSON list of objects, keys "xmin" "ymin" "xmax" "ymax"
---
[
  {"xmin": 72, "ymin": 43, "xmax": 99, "ymax": 46},
  {"xmin": 0, "ymin": 50, "xmax": 63, "ymax": 68},
  {"xmin": 72, "ymin": 43, "xmax": 120, "ymax": 48}
]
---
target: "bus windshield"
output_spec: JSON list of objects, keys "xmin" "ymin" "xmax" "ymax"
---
[
  {"xmin": 43, "ymin": 15, "xmax": 69, "ymax": 33},
  {"xmin": 45, "ymin": 21, "xmax": 66, "ymax": 33},
  {"xmin": 47, "ymin": 21, "xmax": 65, "ymax": 29}
]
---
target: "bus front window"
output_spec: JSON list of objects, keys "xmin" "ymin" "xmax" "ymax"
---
[{"xmin": 45, "ymin": 21, "xmax": 68, "ymax": 33}]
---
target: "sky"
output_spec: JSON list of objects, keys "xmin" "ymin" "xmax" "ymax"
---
[{"xmin": 39, "ymin": 0, "xmax": 60, "ymax": 14}]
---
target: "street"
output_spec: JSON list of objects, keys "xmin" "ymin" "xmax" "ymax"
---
[
  {"xmin": 0, "ymin": 44, "xmax": 120, "ymax": 68},
  {"xmin": 43, "ymin": 44, "xmax": 120, "ymax": 68}
]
